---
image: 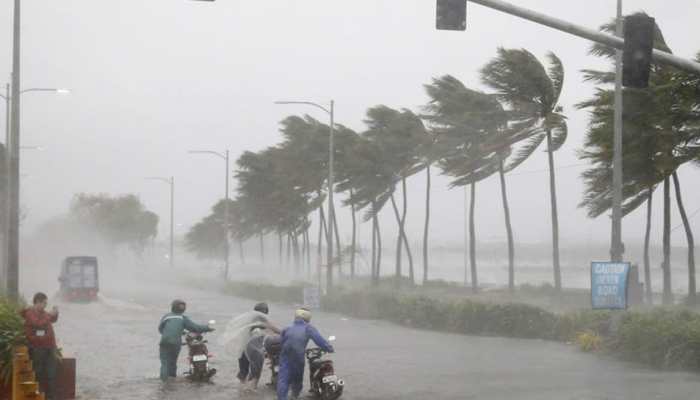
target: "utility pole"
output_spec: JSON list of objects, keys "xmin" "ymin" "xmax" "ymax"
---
[
  {"xmin": 224, "ymin": 150, "xmax": 230, "ymax": 279},
  {"xmin": 611, "ymin": 0, "xmax": 624, "ymax": 262},
  {"xmin": 189, "ymin": 149, "xmax": 230, "ymax": 279},
  {"xmin": 327, "ymin": 101, "xmax": 335, "ymax": 290},
  {"xmin": 8, "ymin": 0, "xmax": 21, "ymax": 300},
  {"xmin": 145, "ymin": 176, "xmax": 175, "ymax": 268}
]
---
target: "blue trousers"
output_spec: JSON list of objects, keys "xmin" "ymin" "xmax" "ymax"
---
[
  {"xmin": 277, "ymin": 355, "xmax": 304, "ymax": 400},
  {"xmin": 159, "ymin": 343, "xmax": 181, "ymax": 380}
]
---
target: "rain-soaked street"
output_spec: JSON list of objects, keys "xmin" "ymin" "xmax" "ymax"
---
[{"xmin": 37, "ymin": 269, "xmax": 700, "ymax": 400}]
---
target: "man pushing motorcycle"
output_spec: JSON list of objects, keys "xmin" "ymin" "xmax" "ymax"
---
[
  {"xmin": 277, "ymin": 308, "xmax": 334, "ymax": 400},
  {"xmin": 158, "ymin": 299, "xmax": 214, "ymax": 380}
]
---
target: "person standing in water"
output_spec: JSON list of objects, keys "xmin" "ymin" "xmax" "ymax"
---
[
  {"xmin": 277, "ymin": 308, "xmax": 333, "ymax": 400},
  {"xmin": 237, "ymin": 302, "xmax": 280, "ymax": 385}
]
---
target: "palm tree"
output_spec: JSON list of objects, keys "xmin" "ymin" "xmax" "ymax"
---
[
  {"xmin": 337, "ymin": 136, "xmax": 395, "ymax": 284},
  {"xmin": 363, "ymin": 105, "xmax": 426, "ymax": 285},
  {"xmin": 423, "ymin": 75, "xmax": 511, "ymax": 291},
  {"xmin": 481, "ymin": 48, "xmax": 568, "ymax": 291},
  {"xmin": 578, "ymin": 16, "xmax": 700, "ymax": 304}
]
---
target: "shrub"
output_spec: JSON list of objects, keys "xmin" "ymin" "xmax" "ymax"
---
[
  {"xmin": 219, "ymin": 281, "xmax": 700, "ymax": 372},
  {"xmin": 0, "ymin": 296, "xmax": 25, "ymax": 386},
  {"xmin": 576, "ymin": 330, "xmax": 602, "ymax": 352}
]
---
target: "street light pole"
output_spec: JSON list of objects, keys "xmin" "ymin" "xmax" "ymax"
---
[
  {"xmin": 146, "ymin": 177, "xmax": 175, "ymax": 268},
  {"xmin": 8, "ymin": 0, "xmax": 21, "ymax": 300},
  {"xmin": 274, "ymin": 100, "xmax": 336, "ymax": 289},
  {"xmin": 611, "ymin": 0, "xmax": 624, "ymax": 263},
  {"xmin": 224, "ymin": 150, "xmax": 230, "ymax": 279},
  {"xmin": 189, "ymin": 150, "xmax": 230, "ymax": 279}
]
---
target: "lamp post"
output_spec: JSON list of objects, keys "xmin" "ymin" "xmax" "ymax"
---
[
  {"xmin": 189, "ymin": 150, "xmax": 230, "ymax": 279},
  {"xmin": 1, "ymin": 79, "xmax": 68, "ymax": 298},
  {"xmin": 274, "ymin": 100, "xmax": 335, "ymax": 289},
  {"xmin": 146, "ymin": 177, "xmax": 175, "ymax": 268}
]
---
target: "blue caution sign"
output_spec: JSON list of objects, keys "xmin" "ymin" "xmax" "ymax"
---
[{"xmin": 591, "ymin": 262, "xmax": 630, "ymax": 309}]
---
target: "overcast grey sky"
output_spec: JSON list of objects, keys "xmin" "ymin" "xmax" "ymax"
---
[{"xmin": 1, "ymin": 0, "xmax": 699, "ymax": 252}]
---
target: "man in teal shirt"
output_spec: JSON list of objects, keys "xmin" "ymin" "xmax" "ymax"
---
[{"xmin": 158, "ymin": 299, "xmax": 213, "ymax": 380}]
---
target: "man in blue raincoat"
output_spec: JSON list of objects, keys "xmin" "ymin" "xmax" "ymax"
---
[
  {"xmin": 277, "ymin": 308, "xmax": 334, "ymax": 400},
  {"xmin": 158, "ymin": 299, "xmax": 213, "ymax": 380}
]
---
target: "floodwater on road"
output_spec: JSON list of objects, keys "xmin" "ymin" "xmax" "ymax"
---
[{"xmin": 45, "ymin": 276, "xmax": 700, "ymax": 400}]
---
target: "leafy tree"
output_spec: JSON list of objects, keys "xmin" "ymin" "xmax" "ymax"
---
[{"xmin": 70, "ymin": 193, "xmax": 158, "ymax": 256}]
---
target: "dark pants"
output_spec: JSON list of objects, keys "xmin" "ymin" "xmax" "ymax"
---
[
  {"xmin": 245, "ymin": 336, "xmax": 265, "ymax": 381},
  {"xmin": 31, "ymin": 348, "xmax": 57, "ymax": 400},
  {"xmin": 159, "ymin": 343, "xmax": 181, "ymax": 380},
  {"xmin": 237, "ymin": 352, "xmax": 249, "ymax": 381}
]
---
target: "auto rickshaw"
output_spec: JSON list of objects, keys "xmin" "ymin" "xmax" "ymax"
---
[{"xmin": 58, "ymin": 256, "xmax": 99, "ymax": 302}]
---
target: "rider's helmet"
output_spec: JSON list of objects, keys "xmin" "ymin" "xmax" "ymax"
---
[
  {"xmin": 295, "ymin": 307, "xmax": 312, "ymax": 322},
  {"xmin": 254, "ymin": 302, "xmax": 269, "ymax": 315},
  {"xmin": 171, "ymin": 299, "xmax": 187, "ymax": 314}
]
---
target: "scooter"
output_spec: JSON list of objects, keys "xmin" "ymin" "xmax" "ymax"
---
[
  {"xmin": 306, "ymin": 336, "xmax": 344, "ymax": 400},
  {"xmin": 184, "ymin": 320, "xmax": 217, "ymax": 382}
]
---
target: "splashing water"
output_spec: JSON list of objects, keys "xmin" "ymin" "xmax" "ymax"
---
[{"xmin": 218, "ymin": 310, "xmax": 270, "ymax": 356}]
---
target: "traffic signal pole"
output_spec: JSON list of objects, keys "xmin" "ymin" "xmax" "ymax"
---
[
  {"xmin": 465, "ymin": 0, "xmax": 700, "ymax": 75},
  {"xmin": 611, "ymin": 0, "xmax": 624, "ymax": 263}
]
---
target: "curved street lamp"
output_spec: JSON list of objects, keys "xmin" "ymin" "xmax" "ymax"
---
[
  {"xmin": 189, "ymin": 150, "xmax": 230, "ymax": 279},
  {"xmin": 145, "ymin": 177, "xmax": 175, "ymax": 268}
]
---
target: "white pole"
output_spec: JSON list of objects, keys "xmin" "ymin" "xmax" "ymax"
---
[{"xmin": 611, "ymin": 0, "xmax": 624, "ymax": 262}]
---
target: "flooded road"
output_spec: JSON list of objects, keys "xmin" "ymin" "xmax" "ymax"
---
[{"xmin": 47, "ymin": 275, "xmax": 700, "ymax": 400}]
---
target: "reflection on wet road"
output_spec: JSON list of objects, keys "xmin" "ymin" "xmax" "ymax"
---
[{"xmin": 52, "ymin": 279, "xmax": 700, "ymax": 400}]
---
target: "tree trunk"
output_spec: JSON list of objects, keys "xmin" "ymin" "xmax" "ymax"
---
[
  {"xmin": 304, "ymin": 219, "xmax": 312, "ymax": 280},
  {"xmin": 294, "ymin": 232, "xmax": 301, "ymax": 274},
  {"xmin": 401, "ymin": 177, "xmax": 415, "ymax": 285},
  {"xmin": 499, "ymin": 160, "xmax": 515, "ymax": 292},
  {"xmin": 376, "ymin": 210, "xmax": 383, "ymax": 281},
  {"xmin": 643, "ymin": 188, "xmax": 653, "ymax": 304},
  {"xmin": 371, "ymin": 201, "xmax": 377, "ymax": 284},
  {"xmin": 672, "ymin": 172, "xmax": 696, "ymax": 305},
  {"xmin": 662, "ymin": 176, "xmax": 673, "ymax": 305},
  {"xmin": 239, "ymin": 239, "xmax": 245, "ymax": 265},
  {"xmin": 546, "ymin": 129, "xmax": 562, "ymax": 291},
  {"xmin": 278, "ymin": 232, "xmax": 283, "ymax": 268},
  {"xmin": 286, "ymin": 233, "xmax": 292, "ymax": 270},
  {"xmin": 317, "ymin": 207, "xmax": 324, "ymax": 274},
  {"xmin": 469, "ymin": 183, "xmax": 478, "ymax": 293},
  {"xmin": 259, "ymin": 233, "xmax": 265, "ymax": 264},
  {"xmin": 350, "ymin": 189, "xmax": 357, "ymax": 279},
  {"xmin": 422, "ymin": 164, "xmax": 431, "ymax": 284},
  {"xmin": 332, "ymin": 206, "xmax": 342, "ymax": 278},
  {"xmin": 390, "ymin": 193, "xmax": 403, "ymax": 282}
]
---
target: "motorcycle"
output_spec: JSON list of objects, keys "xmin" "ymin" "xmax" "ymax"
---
[
  {"xmin": 263, "ymin": 334, "xmax": 282, "ymax": 388},
  {"xmin": 183, "ymin": 320, "xmax": 217, "ymax": 382},
  {"xmin": 306, "ymin": 336, "xmax": 344, "ymax": 400}
]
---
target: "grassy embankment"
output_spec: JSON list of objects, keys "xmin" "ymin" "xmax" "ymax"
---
[{"xmin": 220, "ymin": 278, "xmax": 700, "ymax": 371}]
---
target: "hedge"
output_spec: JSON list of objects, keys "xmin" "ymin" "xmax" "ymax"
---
[{"xmin": 222, "ymin": 281, "xmax": 700, "ymax": 371}]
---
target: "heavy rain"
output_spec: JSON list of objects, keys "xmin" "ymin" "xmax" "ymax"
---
[{"xmin": 2, "ymin": 1, "xmax": 700, "ymax": 400}]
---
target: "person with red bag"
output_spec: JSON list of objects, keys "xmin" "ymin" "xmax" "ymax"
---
[{"xmin": 21, "ymin": 292, "xmax": 59, "ymax": 400}]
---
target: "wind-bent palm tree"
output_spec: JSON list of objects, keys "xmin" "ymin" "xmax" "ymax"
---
[
  {"xmin": 423, "ymin": 75, "xmax": 510, "ymax": 292},
  {"xmin": 481, "ymin": 49, "xmax": 568, "ymax": 291},
  {"xmin": 578, "ymin": 16, "xmax": 700, "ymax": 304},
  {"xmin": 363, "ymin": 105, "xmax": 426, "ymax": 285}
]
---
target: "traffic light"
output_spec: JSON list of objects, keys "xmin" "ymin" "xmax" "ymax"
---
[
  {"xmin": 436, "ymin": 0, "xmax": 466, "ymax": 31},
  {"xmin": 623, "ymin": 15, "xmax": 655, "ymax": 88}
]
